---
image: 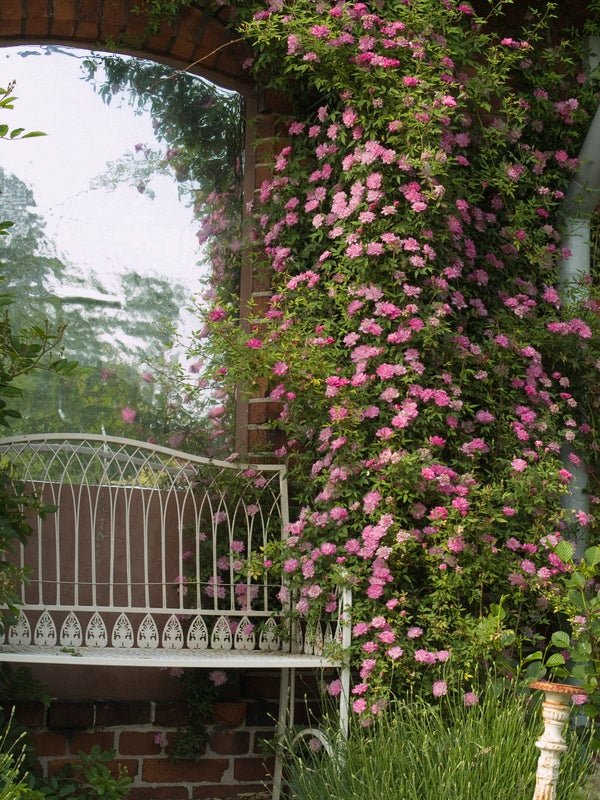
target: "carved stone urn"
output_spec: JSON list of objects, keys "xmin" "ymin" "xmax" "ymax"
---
[{"xmin": 529, "ymin": 681, "xmax": 575, "ymax": 800}]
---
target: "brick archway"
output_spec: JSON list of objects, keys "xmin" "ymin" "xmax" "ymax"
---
[
  {"xmin": 0, "ymin": 2, "xmax": 284, "ymax": 456},
  {"xmin": 0, "ymin": 1, "xmax": 252, "ymax": 86}
]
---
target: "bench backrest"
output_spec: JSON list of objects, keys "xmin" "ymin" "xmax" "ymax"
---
[{"xmin": 0, "ymin": 434, "xmax": 291, "ymax": 654}]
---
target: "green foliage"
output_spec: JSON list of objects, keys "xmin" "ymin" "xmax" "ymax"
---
[
  {"xmin": 0, "ymin": 725, "xmax": 42, "ymax": 800},
  {"xmin": 168, "ymin": 671, "xmax": 223, "ymax": 761},
  {"xmin": 0, "ymin": 314, "xmax": 76, "ymax": 428},
  {"xmin": 189, "ymin": 0, "xmax": 600, "ymax": 716},
  {"xmin": 29, "ymin": 748, "xmax": 131, "ymax": 800},
  {"xmin": 522, "ymin": 542, "xmax": 600, "ymax": 725},
  {"xmin": 284, "ymin": 686, "xmax": 593, "ymax": 800},
  {"xmin": 583, "ymin": 1, "xmax": 600, "ymax": 37},
  {"xmin": 0, "ymin": 83, "xmax": 45, "ymax": 141}
]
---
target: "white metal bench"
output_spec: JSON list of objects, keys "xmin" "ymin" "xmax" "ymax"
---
[{"xmin": 0, "ymin": 433, "xmax": 351, "ymax": 798}]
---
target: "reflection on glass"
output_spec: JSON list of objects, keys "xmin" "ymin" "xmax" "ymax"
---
[{"xmin": 0, "ymin": 45, "xmax": 243, "ymax": 451}]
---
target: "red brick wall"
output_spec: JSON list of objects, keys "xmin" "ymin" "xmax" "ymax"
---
[
  {"xmin": 11, "ymin": 675, "xmax": 284, "ymax": 800},
  {"xmin": 10, "ymin": 672, "xmax": 323, "ymax": 799},
  {"xmin": 15, "ymin": 696, "xmax": 272, "ymax": 799}
]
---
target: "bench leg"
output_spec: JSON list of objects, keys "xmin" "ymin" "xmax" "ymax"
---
[
  {"xmin": 339, "ymin": 663, "xmax": 350, "ymax": 739},
  {"xmin": 273, "ymin": 665, "xmax": 349, "ymax": 799},
  {"xmin": 272, "ymin": 667, "xmax": 294, "ymax": 800}
]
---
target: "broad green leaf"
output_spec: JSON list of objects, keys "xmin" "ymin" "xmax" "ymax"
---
[
  {"xmin": 522, "ymin": 650, "xmax": 543, "ymax": 664},
  {"xmin": 569, "ymin": 572, "xmax": 586, "ymax": 590},
  {"xmin": 551, "ymin": 631, "xmax": 570, "ymax": 649},
  {"xmin": 552, "ymin": 667, "xmax": 570, "ymax": 680},
  {"xmin": 584, "ymin": 546, "xmax": 600, "ymax": 568},
  {"xmin": 572, "ymin": 665, "xmax": 590, "ymax": 682},
  {"xmin": 570, "ymin": 649, "xmax": 592, "ymax": 663},
  {"xmin": 489, "ymin": 602, "xmax": 506, "ymax": 620},
  {"xmin": 546, "ymin": 653, "xmax": 566, "ymax": 667},
  {"xmin": 555, "ymin": 540, "xmax": 575, "ymax": 563},
  {"xmin": 526, "ymin": 662, "xmax": 546, "ymax": 680}
]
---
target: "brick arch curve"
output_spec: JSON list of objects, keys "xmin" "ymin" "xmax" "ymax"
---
[{"xmin": 0, "ymin": 1, "xmax": 252, "ymax": 85}]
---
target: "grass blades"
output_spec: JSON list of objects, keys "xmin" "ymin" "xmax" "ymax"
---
[{"xmin": 284, "ymin": 689, "xmax": 594, "ymax": 800}]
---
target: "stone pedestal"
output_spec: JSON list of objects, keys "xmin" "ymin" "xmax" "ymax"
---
[{"xmin": 529, "ymin": 681, "xmax": 574, "ymax": 800}]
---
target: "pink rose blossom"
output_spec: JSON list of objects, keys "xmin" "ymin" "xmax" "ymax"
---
[
  {"xmin": 387, "ymin": 646, "xmax": 404, "ymax": 660},
  {"xmin": 414, "ymin": 649, "xmax": 437, "ymax": 664},
  {"xmin": 463, "ymin": 692, "xmax": 479, "ymax": 707},
  {"xmin": 511, "ymin": 458, "xmax": 528, "ymax": 473},
  {"xmin": 571, "ymin": 693, "xmax": 587, "ymax": 706},
  {"xmin": 121, "ymin": 406, "xmax": 137, "ymax": 424},
  {"xmin": 209, "ymin": 670, "xmax": 228, "ymax": 686}
]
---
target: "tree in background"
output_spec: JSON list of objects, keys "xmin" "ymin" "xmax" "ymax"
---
[
  {"xmin": 0, "ymin": 83, "xmax": 75, "ymax": 619},
  {"xmin": 83, "ymin": 53, "xmax": 244, "ymax": 300}
]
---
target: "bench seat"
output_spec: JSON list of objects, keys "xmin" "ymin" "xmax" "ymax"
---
[
  {"xmin": 0, "ymin": 644, "xmax": 339, "ymax": 669},
  {"xmin": 0, "ymin": 433, "xmax": 351, "ymax": 800}
]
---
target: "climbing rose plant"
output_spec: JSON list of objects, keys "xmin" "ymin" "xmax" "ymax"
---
[{"xmin": 186, "ymin": 0, "xmax": 600, "ymax": 717}]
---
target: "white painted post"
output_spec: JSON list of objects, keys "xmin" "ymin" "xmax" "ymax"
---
[{"xmin": 529, "ymin": 681, "xmax": 574, "ymax": 800}]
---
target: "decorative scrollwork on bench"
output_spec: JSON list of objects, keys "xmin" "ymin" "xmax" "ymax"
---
[{"xmin": 6, "ymin": 610, "xmax": 344, "ymax": 656}]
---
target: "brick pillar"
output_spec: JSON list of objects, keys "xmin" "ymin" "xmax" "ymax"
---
[{"xmin": 245, "ymin": 92, "xmax": 293, "ymax": 458}]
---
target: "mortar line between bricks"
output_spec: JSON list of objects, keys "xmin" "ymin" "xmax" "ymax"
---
[
  {"xmin": 19, "ymin": 0, "xmax": 26, "ymax": 37},
  {"xmin": 130, "ymin": 756, "xmax": 143, "ymax": 789},
  {"xmin": 99, "ymin": 0, "xmax": 105, "ymax": 33},
  {"xmin": 165, "ymin": 6, "xmax": 181, "ymax": 59},
  {"xmin": 73, "ymin": 0, "xmax": 80, "ymax": 37}
]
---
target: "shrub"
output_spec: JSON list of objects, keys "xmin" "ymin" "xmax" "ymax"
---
[
  {"xmin": 284, "ymin": 686, "xmax": 594, "ymax": 800},
  {"xmin": 192, "ymin": 0, "xmax": 600, "ymax": 713},
  {"xmin": 0, "ymin": 721, "xmax": 42, "ymax": 800},
  {"xmin": 29, "ymin": 747, "xmax": 131, "ymax": 800}
]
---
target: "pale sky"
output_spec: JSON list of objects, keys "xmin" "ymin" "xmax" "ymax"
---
[{"xmin": 0, "ymin": 44, "xmax": 206, "ymax": 305}]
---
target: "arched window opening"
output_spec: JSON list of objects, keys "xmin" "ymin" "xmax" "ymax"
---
[{"xmin": 0, "ymin": 44, "xmax": 244, "ymax": 452}]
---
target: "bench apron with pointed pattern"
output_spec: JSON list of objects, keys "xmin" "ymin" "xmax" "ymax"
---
[{"xmin": 0, "ymin": 434, "xmax": 351, "ymax": 799}]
